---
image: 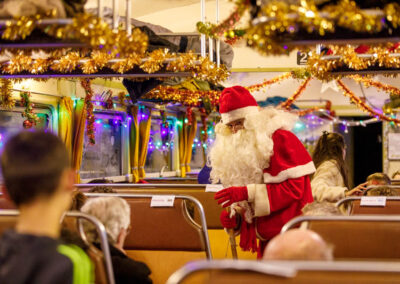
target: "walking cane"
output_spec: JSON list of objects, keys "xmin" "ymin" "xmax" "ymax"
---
[{"xmin": 226, "ymin": 208, "xmax": 238, "ymax": 259}]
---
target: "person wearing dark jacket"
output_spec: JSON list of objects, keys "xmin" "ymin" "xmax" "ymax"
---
[
  {"xmin": 81, "ymin": 196, "xmax": 152, "ymax": 284},
  {"xmin": 0, "ymin": 131, "xmax": 93, "ymax": 284}
]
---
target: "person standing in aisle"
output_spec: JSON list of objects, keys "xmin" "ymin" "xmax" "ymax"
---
[{"xmin": 210, "ymin": 86, "xmax": 315, "ymax": 257}]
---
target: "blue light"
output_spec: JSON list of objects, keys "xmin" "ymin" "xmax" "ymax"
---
[
  {"xmin": 293, "ymin": 121, "xmax": 306, "ymax": 132},
  {"xmin": 95, "ymin": 119, "xmax": 102, "ymax": 124}
]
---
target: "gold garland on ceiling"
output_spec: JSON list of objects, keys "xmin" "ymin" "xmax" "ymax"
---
[
  {"xmin": 1, "ymin": 50, "xmax": 229, "ymax": 84},
  {"xmin": 197, "ymin": 0, "xmax": 400, "ymax": 56},
  {"xmin": 307, "ymin": 44, "xmax": 400, "ymax": 81},
  {"xmin": 2, "ymin": 13, "xmax": 148, "ymax": 57}
]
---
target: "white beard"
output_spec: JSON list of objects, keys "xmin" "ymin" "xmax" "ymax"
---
[{"xmin": 208, "ymin": 107, "xmax": 297, "ymax": 187}]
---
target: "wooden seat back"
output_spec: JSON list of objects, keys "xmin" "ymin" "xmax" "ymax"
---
[{"xmin": 282, "ymin": 215, "xmax": 400, "ymax": 260}]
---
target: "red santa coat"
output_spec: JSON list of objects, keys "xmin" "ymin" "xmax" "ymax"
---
[{"xmin": 245, "ymin": 129, "xmax": 315, "ymax": 241}]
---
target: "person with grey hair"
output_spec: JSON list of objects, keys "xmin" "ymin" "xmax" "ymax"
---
[
  {"xmin": 302, "ymin": 201, "xmax": 343, "ymax": 216},
  {"xmin": 81, "ymin": 197, "xmax": 152, "ymax": 284}
]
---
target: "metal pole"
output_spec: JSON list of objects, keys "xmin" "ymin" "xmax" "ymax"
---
[
  {"xmin": 216, "ymin": 0, "xmax": 221, "ymax": 67},
  {"xmin": 200, "ymin": 0, "xmax": 206, "ymax": 57},
  {"xmin": 126, "ymin": 0, "xmax": 132, "ymax": 35},
  {"xmin": 113, "ymin": 0, "xmax": 119, "ymax": 31},
  {"xmin": 98, "ymin": 0, "xmax": 103, "ymax": 18},
  {"xmin": 209, "ymin": 38, "xmax": 214, "ymax": 61}
]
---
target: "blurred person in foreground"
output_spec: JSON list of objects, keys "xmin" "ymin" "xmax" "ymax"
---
[
  {"xmin": 81, "ymin": 196, "xmax": 152, "ymax": 284},
  {"xmin": 263, "ymin": 229, "xmax": 333, "ymax": 261},
  {"xmin": 0, "ymin": 131, "xmax": 92, "ymax": 284}
]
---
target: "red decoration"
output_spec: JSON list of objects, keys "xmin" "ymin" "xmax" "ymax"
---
[
  {"xmin": 280, "ymin": 78, "xmax": 311, "ymax": 110},
  {"xmin": 337, "ymin": 79, "xmax": 400, "ymax": 125},
  {"xmin": 20, "ymin": 91, "xmax": 39, "ymax": 128},
  {"xmin": 355, "ymin": 44, "xmax": 370, "ymax": 54},
  {"xmin": 23, "ymin": 119, "xmax": 33, "ymax": 129},
  {"xmin": 80, "ymin": 79, "xmax": 96, "ymax": 145},
  {"xmin": 186, "ymin": 107, "xmax": 193, "ymax": 125},
  {"xmin": 199, "ymin": 108, "xmax": 208, "ymax": 141}
]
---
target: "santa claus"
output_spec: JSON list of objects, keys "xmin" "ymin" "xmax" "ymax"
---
[{"xmin": 209, "ymin": 86, "xmax": 315, "ymax": 256}]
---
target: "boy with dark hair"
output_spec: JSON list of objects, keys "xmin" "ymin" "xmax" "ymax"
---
[{"xmin": 0, "ymin": 131, "xmax": 92, "ymax": 284}]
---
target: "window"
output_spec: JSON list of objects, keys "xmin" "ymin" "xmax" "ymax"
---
[
  {"xmin": 190, "ymin": 122, "xmax": 216, "ymax": 171},
  {"xmin": 0, "ymin": 108, "xmax": 51, "ymax": 182},
  {"xmin": 145, "ymin": 118, "xmax": 175, "ymax": 174},
  {"xmin": 80, "ymin": 112, "xmax": 123, "ymax": 179},
  {"xmin": 0, "ymin": 108, "xmax": 50, "ymax": 148},
  {"xmin": 293, "ymin": 115, "xmax": 332, "ymax": 154}
]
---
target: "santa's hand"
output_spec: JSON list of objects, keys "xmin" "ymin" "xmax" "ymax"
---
[
  {"xmin": 214, "ymin": 186, "xmax": 248, "ymax": 208},
  {"xmin": 220, "ymin": 211, "xmax": 237, "ymax": 229}
]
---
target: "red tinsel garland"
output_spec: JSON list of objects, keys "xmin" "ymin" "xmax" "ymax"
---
[
  {"xmin": 80, "ymin": 79, "xmax": 96, "ymax": 145},
  {"xmin": 336, "ymin": 79, "xmax": 400, "ymax": 125},
  {"xmin": 281, "ymin": 78, "xmax": 311, "ymax": 109}
]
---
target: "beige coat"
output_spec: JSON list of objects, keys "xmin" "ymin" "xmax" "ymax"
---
[{"xmin": 311, "ymin": 160, "xmax": 348, "ymax": 202}]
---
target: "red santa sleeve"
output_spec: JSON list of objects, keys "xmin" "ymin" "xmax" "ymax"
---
[{"xmin": 247, "ymin": 129, "xmax": 316, "ymax": 217}]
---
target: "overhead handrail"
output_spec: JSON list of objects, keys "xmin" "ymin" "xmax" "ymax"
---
[{"xmin": 0, "ymin": 210, "xmax": 115, "ymax": 284}]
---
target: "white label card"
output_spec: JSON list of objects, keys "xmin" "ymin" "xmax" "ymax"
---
[
  {"xmin": 205, "ymin": 184, "xmax": 224, "ymax": 192},
  {"xmin": 150, "ymin": 195, "xmax": 175, "ymax": 207},
  {"xmin": 360, "ymin": 196, "xmax": 386, "ymax": 207}
]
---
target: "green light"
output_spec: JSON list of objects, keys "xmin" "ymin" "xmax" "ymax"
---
[{"xmin": 184, "ymin": 118, "xmax": 188, "ymax": 123}]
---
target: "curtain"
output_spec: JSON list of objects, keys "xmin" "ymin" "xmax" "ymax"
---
[
  {"xmin": 184, "ymin": 113, "xmax": 198, "ymax": 173},
  {"xmin": 129, "ymin": 105, "xmax": 140, "ymax": 183},
  {"xmin": 178, "ymin": 113, "xmax": 187, "ymax": 177},
  {"xmin": 71, "ymin": 99, "xmax": 86, "ymax": 183},
  {"xmin": 138, "ymin": 108, "xmax": 152, "ymax": 178},
  {"xmin": 58, "ymin": 97, "xmax": 73, "ymax": 159}
]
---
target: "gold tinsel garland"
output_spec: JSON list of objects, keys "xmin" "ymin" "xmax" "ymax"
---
[
  {"xmin": 196, "ymin": 0, "xmax": 249, "ymax": 38},
  {"xmin": 3, "ymin": 13, "xmax": 148, "ymax": 57},
  {"xmin": 307, "ymin": 45, "xmax": 400, "ymax": 81},
  {"xmin": 0, "ymin": 79, "xmax": 14, "ymax": 109},
  {"xmin": 144, "ymin": 71, "xmax": 313, "ymax": 108},
  {"xmin": 198, "ymin": 0, "xmax": 400, "ymax": 55},
  {"xmin": 1, "ymin": 50, "xmax": 229, "ymax": 84}
]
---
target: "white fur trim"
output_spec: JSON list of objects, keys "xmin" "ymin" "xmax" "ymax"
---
[
  {"xmin": 221, "ymin": 106, "xmax": 259, "ymax": 124},
  {"xmin": 263, "ymin": 161, "xmax": 316, "ymax": 184},
  {"xmin": 247, "ymin": 184, "xmax": 270, "ymax": 217}
]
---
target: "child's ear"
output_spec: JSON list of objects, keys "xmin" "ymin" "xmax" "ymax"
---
[{"xmin": 64, "ymin": 169, "xmax": 76, "ymax": 192}]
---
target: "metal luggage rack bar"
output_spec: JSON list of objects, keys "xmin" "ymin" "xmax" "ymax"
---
[{"xmin": 0, "ymin": 0, "xmax": 221, "ymax": 66}]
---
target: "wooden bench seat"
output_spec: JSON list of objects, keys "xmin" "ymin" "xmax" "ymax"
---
[
  {"xmin": 166, "ymin": 260, "xmax": 400, "ymax": 284},
  {"xmin": 86, "ymin": 193, "xmax": 211, "ymax": 284},
  {"xmin": 337, "ymin": 197, "xmax": 400, "ymax": 215},
  {"xmin": 282, "ymin": 215, "xmax": 400, "ymax": 260}
]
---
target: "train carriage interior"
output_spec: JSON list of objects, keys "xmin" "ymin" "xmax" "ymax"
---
[{"xmin": 1, "ymin": 0, "xmax": 400, "ymax": 283}]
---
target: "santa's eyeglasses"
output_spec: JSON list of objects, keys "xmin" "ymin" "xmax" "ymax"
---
[{"xmin": 226, "ymin": 118, "xmax": 245, "ymax": 133}]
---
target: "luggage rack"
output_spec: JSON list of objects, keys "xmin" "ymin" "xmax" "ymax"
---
[{"xmin": 0, "ymin": 0, "xmax": 224, "ymax": 79}]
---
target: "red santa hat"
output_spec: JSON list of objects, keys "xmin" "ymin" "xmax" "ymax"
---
[{"xmin": 219, "ymin": 86, "xmax": 259, "ymax": 124}]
